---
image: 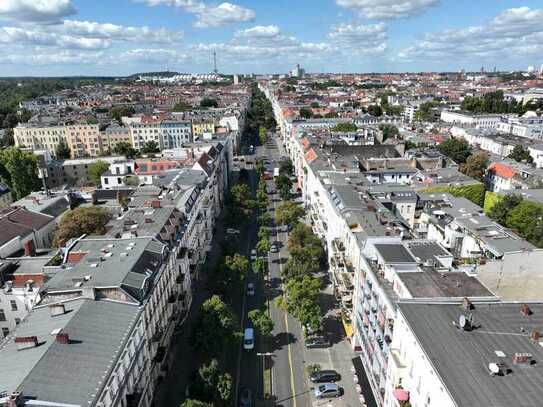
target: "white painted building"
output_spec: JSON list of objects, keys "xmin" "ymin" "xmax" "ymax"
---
[{"xmin": 441, "ymin": 111, "xmax": 502, "ymax": 128}]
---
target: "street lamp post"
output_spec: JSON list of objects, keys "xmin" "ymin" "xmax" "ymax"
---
[{"xmin": 256, "ymin": 352, "xmax": 274, "ymax": 399}]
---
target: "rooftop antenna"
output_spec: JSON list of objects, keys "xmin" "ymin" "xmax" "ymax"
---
[{"xmin": 213, "ymin": 50, "xmax": 218, "ymax": 74}]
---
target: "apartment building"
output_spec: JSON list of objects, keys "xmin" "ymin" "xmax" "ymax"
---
[
  {"xmin": 14, "ymin": 123, "xmax": 66, "ymax": 154},
  {"xmin": 440, "ymin": 111, "xmax": 503, "ymax": 128},
  {"xmin": 101, "ymin": 122, "xmax": 133, "ymax": 152},
  {"xmin": 65, "ymin": 123, "xmax": 102, "ymax": 157},
  {"xmin": 128, "ymin": 118, "xmax": 192, "ymax": 150},
  {"xmin": 385, "ymin": 302, "xmax": 543, "ymax": 407}
]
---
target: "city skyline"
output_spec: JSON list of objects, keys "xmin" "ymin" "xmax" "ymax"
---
[{"xmin": 0, "ymin": 0, "xmax": 543, "ymax": 76}]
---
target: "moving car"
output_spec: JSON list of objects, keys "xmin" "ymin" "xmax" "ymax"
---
[
  {"xmin": 246, "ymin": 282, "xmax": 255, "ymax": 296},
  {"xmin": 243, "ymin": 328, "xmax": 254, "ymax": 350},
  {"xmin": 314, "ymin": 383, "xmax": 341, "ymax": 399},
  {"xmin": 305, "ymin": 336, "xmax": 330, "ymax": 349},
  {"xmin": 239, "ymin": 388, "xmax": 252, "ymax": 407},
  {"xmin": 310, "ymin": 370, "xmax": 341, "ymax": 383},
  {"xmin": 270, "ymin": 244, "xmax": 278, "ymax": 253}
]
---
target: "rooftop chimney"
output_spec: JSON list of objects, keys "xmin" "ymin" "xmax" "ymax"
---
[
  {"xmin": 521, "ymin": 304, "xmax": 532, "ymax": 316},
  {"xmin": 56, "ymin": 332, "xmax": 69, "ymax": 344},
  {"xmin": 513, "ymin": 352, "xmax": 533, "ymax": 365},
  {"xmin": 15, "ymin": 336, "xmax": 38, "ymax": 351},
  {"xmin": 4, "ymin": 280, "xmax": 13, "ymax": 293},
  {"xmin": 49, "ymin": 303, "xmax": 66, "ymax": 317},
  {"xmin": 531, "ymin": 330, "xmax": 541, "ymax": 342}
]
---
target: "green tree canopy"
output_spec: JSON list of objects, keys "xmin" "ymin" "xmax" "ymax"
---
[
  {"xmin": 279, "ymin": 160, "xmax": 293, "ymax": 176},
  {"xmin": 508, "ymin": 145, "xmax": 533, "ymax": 163},
  {"xmin": 331, "ymin": 122, "xmax": 357, "ymax": 132},
  {"xmin": 113, "ymin": 141, "xmax": 138, "ymax": 158},
  {"xmin": 256, "ymin": 237, "xmax": 271, "ymax": 254},
  {"xmin": 276, "ymin": 201, "xmax": 304, "ymax": 228},
  {"xmin": 124, "ymin": 175, "xmax": 140, "ymax": 186},
  {"xmin": 253, "ymin": 256, "xmax": 267, "ymax": 275},
  {"xmin": 172, "ymin": 100, "xmax": 192, "ymax": 112},
  {"xmin": 459, "ymin": 152, "xmax": 489, "ymax": 181},
  {"xmin": 193, "ymin": 295, "xmax": 238, "ymax": 357},
  {"xmin": 181, "ymin": 400, "xmax": 213, "ymax": 407},
  {"xmin": 488, "ymin": 193, "xmax": 523, "ymax": 225},
  {"xmin": 200, "ymin": 98, "xmax": 219, "ymax": 109},
  {"xmin": 88, "ymin": 160, "xmax": 110, "ymax": 186},
  {"xmin": 0, "ymin": 147, "xmax": 41, "ymax": 199},
  {"xmin": 141, "ymin": 140, "xmax": 160, "ymax": 154},
  {"xmin": 224, "ymin": 253, "xmax": 249, "ymax": 282},
  {"xmin": 198, "ymin": 359, "xmax": 232, "ymax": 406},
  {"xmin": 55, "ymin": 139, "xmax": 71, "ymax": 159},
  {"xmin": 248, "ymin": 309, "xmax": 274, "ymax": 337},
  {"xmin": 461, "ymin": 91, "xmax": 526, "ymax": 114},
  {"xmin": 299, "ymin": 107, "xmax": 313, "ymax": 119},
  {"xmin": 110, "ymin": 106, "xmax": 135, "ymax": 124},
  {"xmin": 506, "ymin": 201, "xmax": 543, "ymax": 247},
  {"xmin": 438, "ymin": 138, "xmax": 472, "ymax": 164},
  {"xmin": 288, "ymin": 223, "xmax": 324, "ymax": 263},
  {"xmin": 414, "ymin": 101, "xmax": 436, "ymax": 121},
  {"xmin": 379, "ymin": 124, "xmax": 399, "ymax": 142},
  {"xmin": 284, "ymin": 276, "xmax": 322, "ymax": 329},
  {"xmin": 53, "ymin": 207, "xmax": 111, "ymax": 246},
  {"xmin": 367, "ymin": 104, "xmax": 383, "ymax": 117}
]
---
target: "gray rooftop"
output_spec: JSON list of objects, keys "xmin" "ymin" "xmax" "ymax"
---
[
  {"xmin": 399, "ymin": 302, "xmax": 543, "ymax": 407},
  {"xmin": 399, "ymin": 270, "xmax": 493, "ymax": 298},
  {"xmin": 0, "ymin": 298, "xmax": 140, "ymax": 406},
  {"xmin": 374, "ymin": 243, "xmax": 417, "ymax": 263},
  {"xmin": 46, "ymin": 237, "xmax": 165, "ymax": 302}
]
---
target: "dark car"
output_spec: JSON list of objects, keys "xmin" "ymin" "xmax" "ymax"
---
[
  {"xmin": 305, "ymin": 336, "xmax": 330, "ymax": 348},
  {"xmin": 310, "ymin": 370, "xmax": 341, "ymax": 383},
  {"xmin": 309, "ymin": 370, "xmax": 341, "ymax": 383},
  {"xmin": 239, "ymin": 388, "xmax": 252, "ymax": 407}
]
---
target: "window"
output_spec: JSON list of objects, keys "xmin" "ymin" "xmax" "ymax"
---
[
  {"xmin": 117, "ymin": 177, "xmax": 122, "ymax": 184},
  {"xmin": 104, "ymin": 178, "xmax": 109, "ymax": 185},
  {"xmin": 0, "ymin": 309, "xmax": 5, "ymax": 321},
  {"xmin": 15, "ymin": 318, "xmax": 20, "ymax": 325},
  {"xmin": 1, "ymin": 327, "xmax": 8, "ymax": 338},
  {"xmin": 10, "ymin": 300, "xmax": 17, "ymax": 311}
]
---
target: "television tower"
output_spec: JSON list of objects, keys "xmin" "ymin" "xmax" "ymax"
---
[{"xmin": 213, "ymin": 50, "xmax": 218, "ymax": 74}]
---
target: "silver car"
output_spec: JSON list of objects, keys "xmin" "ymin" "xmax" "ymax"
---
[{"xmin": 314, "ymin": 383, "xmax": 341, "ymax": 399}]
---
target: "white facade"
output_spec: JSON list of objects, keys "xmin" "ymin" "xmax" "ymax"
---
[
  {"xmin": 0, "ymin": 282, "xmax": 39, "ymax": 338},
  {"xmin": 441, "ymin": 111, "xmax": 502, "ymax": 128},
  {"xmin": 100, "ymin": 160, "xmax": 137, "ymax": 189}
]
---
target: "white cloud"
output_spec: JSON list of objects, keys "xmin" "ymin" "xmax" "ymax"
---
[
  {"xmin": 137, "ymin": 0, "xmax": 255, "ymax": 27},
  {"xmin": 0, "ymin": 20, "xmax": 182, "ymax": 50},
  {"xmin": 0, "ymin": 50, "xmax": 104, "ymax": 65},
  {"xmin": 0, "ymin": 0, "xmax": 76, "ymax": 23},
  {"xmin": 328, "ymin": 22, "xmax": 387, "ymax": 47},
  {"xmin": 120, "ymin": 48, "xmax": 189, "ymax": 64},
  {"xmin": 59, "ymin": 20, "xmax": 183, "ymax": 43},
  {"xmin": 235, "ymin": 25, "xmax": 280, "ymax": 38},
  {"xmin": 0, "ymin": 26, "xmax": 111, "ymax": 49},
  {"xmin": 335, "ymin": 0, "xmax": 438, "ymax": 19},
  {"xmin": 398, "ymin": 7, "xmax": 543, "ymax": 62}
]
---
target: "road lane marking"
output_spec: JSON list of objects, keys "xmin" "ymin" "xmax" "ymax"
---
[{"xmin": 284, "ymin": 311, "xmax": 298, "ymax": 407}]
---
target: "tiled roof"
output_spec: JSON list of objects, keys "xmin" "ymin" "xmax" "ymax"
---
[{"xmin": 488, "ymin": 162, "xmax": 516, "ymax": 179}]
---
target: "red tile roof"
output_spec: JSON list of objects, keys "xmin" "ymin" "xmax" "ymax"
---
[{"xmin": 488, "ymin": 162, "xmax": 516, "ymax": 179}]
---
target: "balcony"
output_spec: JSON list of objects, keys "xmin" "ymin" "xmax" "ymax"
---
[
  {"xmin": 154, "ymin": 346, "xmax": 166, "ymax": 363},
  {"xmin": 152, "ymin": 328, "xmax": 164, "ymax": 342},
  {"xmin": 126, "ymin": 391, "xmax": 143, "ymax": 407}
]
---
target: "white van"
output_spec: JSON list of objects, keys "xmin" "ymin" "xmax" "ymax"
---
[{"xmin": 243, "ymin": 328, "xmax": 254, "ymax": 350}]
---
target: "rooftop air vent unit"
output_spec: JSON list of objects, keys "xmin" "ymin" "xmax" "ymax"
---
[{"xmin": 488, "ymin": 363, "xmax": 502, "ymax": 376}]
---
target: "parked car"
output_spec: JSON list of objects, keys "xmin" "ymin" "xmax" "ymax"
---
[
  {"xmin": 246, "ymin": 282, "xmax": 255, "ymax": 296},
  {"xmin": 270, "ymin": 244, "xmax": 278, "ymax": 253},
  {"xmin": 250, "ymin": 249, "xmax": 257, "ymax": 260},
  {"xmin": 305, "ymin": 336, "xmax": 330, "ymax": 349},
  {"xmin": 239, "ymin": 388, "xmax": 252, "ymax": 407},
  {"xmin": 310, "ymin": 370, "xmax": 341, "ymax": 383},
  {"xmin": 314, "ymin": 383, "xmax": 341, "ymax": 399},
  {"xmin": 243, "ymin": 328, "xmax": 254, "ymax": 350}
]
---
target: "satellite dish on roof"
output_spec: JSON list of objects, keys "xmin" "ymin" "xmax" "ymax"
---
[{"xmin": 488, "ymin": 363, "xmax": 501, "ymax": 375}]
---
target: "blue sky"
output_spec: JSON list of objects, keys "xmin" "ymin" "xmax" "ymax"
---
[{"xmin": 0, "ymin": 0, "xmax": 542, "ymax": 76}]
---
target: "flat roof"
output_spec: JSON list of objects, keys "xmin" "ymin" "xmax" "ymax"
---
[
  {"xmin": 374, "ymin": 243, "xmax": 417, "ymax": 263},
  {"xmin": 399, "ymin": 302, "xmax": 543, "ymax": 407},
  {"xmin": 399, "ymin": 270, "xmax": 493, "ymax": 298}
]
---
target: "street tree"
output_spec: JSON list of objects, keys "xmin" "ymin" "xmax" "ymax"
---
[
  {"xmin": 285, "ymin": 276, "xmax": 322, "ymax": 329},
  {"xmin": 53, "ymin": 207, "xmax": 111, "ymax": 246},
  {"xmin": 438, "ymin": 138, "xmax": 472, "ymax": 164},
  {"xmin": 193, "ymin": 295, "xmax": 238, "ymax": 357},
  {"xmin": 279, "ymin": 159, "xmax": 294, "ymax": 176},
  {"xmin": 258, "ymin": 226, "xmax": 270, "ymax": 241},
  {"xmin": 299, "ymin": 107, "xmax": 313, "ymax": 119},
  {"xmin": 253, "ymin": 257, "xmax": 267, "ymax": 275},
  {"xmin": 225, "ymin": 253, "xmax": 249, "ymax": 282},
  {"xmin": 288, "ymin": 223, "xmax": 323, "ymax": 263},
  {"xmin": 459, "ymin": 152, "xmax": 489, "ymax": 181},
  {"xmin": 248, "ymin": 309, "xmax": 274, "ymax": 337},
  {"xmin": 198, "ymin": 359, "xmax": 232, "ymax": 406},
  {"xmin": 88, "ymin": 160, "xmax": 110, "ymax": 186},
  {"xmin": 256, "ymin": 237, "xmax": 271, "ymax": 254},
  {"xmin": 259, "ymin": 127, "xmax": 267, "ymax": 145},
  {"xmin": 276, "ymin": 201, "xmax": 304, "ymax": 228},
  {"xmin": 507, "ymin": 201, "xmax": 543, "ymax": 247},
  {"xmin": 55, "ymin": 139, "xmax": 71, "ymax": 159},
  {"xmin": 258, "ymin": 212, "xmax": 272, "ymax": 227},
  {"xmin": 255, "ymin": 158, "xmax": 265, "ymax": 176},
  {"xmin": 0, "ymin": 147, "xmax": 41, "ymax": 199}
]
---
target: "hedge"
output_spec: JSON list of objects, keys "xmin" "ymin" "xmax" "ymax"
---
[{"xmin": 483, "ymin": 191, "xmax": 502, "ymax": 214}]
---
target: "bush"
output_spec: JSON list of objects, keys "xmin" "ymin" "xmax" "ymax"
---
[
  {"xmin": 418, "ymin": 183, "xmax": 485, "ymax": 207},
  {"xmin": 53, "ymin": 207, "xmax": 111, "ymax": 246}
]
